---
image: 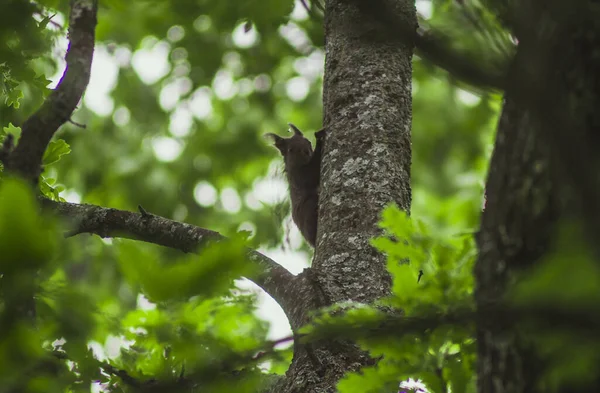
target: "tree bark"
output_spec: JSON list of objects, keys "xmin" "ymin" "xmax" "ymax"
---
[
  {"xmin": 476, "ymin": 2, "xmax": 600, "ymax": 392},
  {"xmin": 318, "ymin": 0, "xmax": 415, "ymax": 304},
  {"xmin": 475, "ymin": 97, "xmax": 558, "ymax": 393},
  {"xmin": 271, "ymin": 0, "xmax": 416, "ymax": 391}
]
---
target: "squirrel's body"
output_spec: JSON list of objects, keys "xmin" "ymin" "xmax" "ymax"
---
[{"xmin": 266, "ymin": 124, "xmax": 326, "ymax": 247}]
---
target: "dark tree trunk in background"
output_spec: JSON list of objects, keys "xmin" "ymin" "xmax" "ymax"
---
[
  {"xmin": 475, "ymin": 2, "xmax": 600, "ymax": 392},
  {"xmin": 475, "ymin": 97, "xmax": 558, "ymax": 393},
  {"xmin": 271, "ymin": 0, "xmax": 416, "ymax": 391}
]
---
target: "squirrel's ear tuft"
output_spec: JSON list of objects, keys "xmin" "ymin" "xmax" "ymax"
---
[
  {"xmin": 288, "ymin": 123, "xmax": 304, "ymax": 136},
  {"xmin": 264, "ymin": 133, "xmax": 286, "ymax": 152},
  {"xmin": 264, "ymin": 133, "xmax": 281, "ymax": 142}
]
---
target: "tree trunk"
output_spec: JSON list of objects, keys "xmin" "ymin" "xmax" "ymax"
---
[
  {"xmin": 475, "ymin": 97, "xmax": 558, "ymax": 393},
  {"xmin": 270, "ymin": 0, "xmax": 416, "ymax": 391},
  {"xmin": 476, "ymin": 2, "xmax": 600, "ymax": 392}
]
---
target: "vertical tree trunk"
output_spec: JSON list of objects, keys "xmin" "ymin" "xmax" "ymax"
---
[
  {"xmin": 475, "ymin": 97, "xmax": 558, "ymax": 393},
  {"xmin": 318, "ymin": 0, "xmax": 415, "ymax": 303},
  {"xmin": 270, "ymin": 1, "xmax": 416, "ymax": 392},
  {"xmin": 476, "ymin": 2, "xmax": 600, "ymax": 392}
]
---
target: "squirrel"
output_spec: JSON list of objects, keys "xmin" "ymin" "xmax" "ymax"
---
[{"xmin": 265, "ymin": 123, "xmax": 326, "ymax": 247}]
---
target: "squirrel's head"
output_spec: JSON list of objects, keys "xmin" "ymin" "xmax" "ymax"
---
[{"xmin": 265, "ymin": 123, "xmax": 313, "ymax": 168}]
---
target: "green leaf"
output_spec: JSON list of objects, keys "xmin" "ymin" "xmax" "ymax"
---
[
  {"xmin": 43, "ymin": 139, "xmax": 71, "ymax": 166},
  {"xmin": 337, "ymin": 361, "xmax": 401, "ymax": 393},
  {"xmin": 2, "ymin": 123, "xmax": 22, "ymax": 144},
  {"xmin": 117, "ymin": 238, "xmax": 254, "ymax": 302},
  {"xmin": 5, "ymin": 87, "xmax": 24, "ymax": 108},
  {"xmin": 38, "ymin": 13, "xmax": 56, "ymax": 30},
  {"xmin": 445, "ymin": 357, "xmax": 468, "ymax": 393},
  {"xmin": 39, "ymin": 176, "xmax": 65, "ymax": 201},
  {"xmin": 389, "ymin": 263, "xmax": 420, "ymax": 306},
  {"xmin": 0, "ymin": 323, "xmax": 45, "ymax": 381},
  {"xmin": 0, "ymin": 178, "xmax": 58, "ymax": 273},
  {"xmin": 378, "ymin": 204, "xmax": 414, "ymax": 239},
  {"xmin": 30, "ymin": 73, "xmax": 52, "ymax": 98},
  {"xmin": 243, "ymin": 0, "xmax": 294, "ymax": 33}
]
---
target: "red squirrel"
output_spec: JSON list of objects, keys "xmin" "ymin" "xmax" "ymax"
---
[{"xmin": 266, "ymin": 124, "xmax": 326, "ymax": 247}]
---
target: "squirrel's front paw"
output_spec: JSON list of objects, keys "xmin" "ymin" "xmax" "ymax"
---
[{"xmin": 315, "ymin": 128, "xmax": 327, "ymax": 140}]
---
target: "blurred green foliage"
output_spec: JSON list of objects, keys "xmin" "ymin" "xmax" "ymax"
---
[
  {"xmin": 0, "ymin": 0, "xmax": 544, "ymax": 391},
  {"xmin": 509, "ymin": 224, "xmax": 600, "ymax": 392},
  {"xmin": 303, "ymin": 206, "xmax": 478, "ymax": 393}
]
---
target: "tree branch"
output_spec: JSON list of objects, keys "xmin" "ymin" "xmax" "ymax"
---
[
  {"xmin": 4, "ymin": 0, "xmax": 98, "ymax": 183},
  {"xmin": 350, "ymin": 0, "xmax": 508, "ymax": 91},
  {"xmin": 41, "ymin": 198, "xmax": 299, "ymax": 312}
]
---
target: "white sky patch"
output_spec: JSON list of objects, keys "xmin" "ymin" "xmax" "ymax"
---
[
  {"xmin": 105, "ymin": 335, "xmax": 132, "ymax": 358},
  {"xmin": 49, "ymin": 29, "xmax": 68, "ymax": 88},
  {"xmin": 62, "ymin": 189, "xmax": 82, "ymax": 204},
  {"xmin": 85, "ymin": 95, "xmax": 114, "ymax": 117},
  {"xmin": 259, "ymin": 247, "xmax": 309, "ymax": 275},
  {"xmin": 223, "ymin": 51, "xmax": 244, "ymax": 76},
  {"xmin": 171, "ymin": 47, "xmax": 188, "ymax": 62},
  {"xmin": 194, "ymin": 181, "xmax": 218, "ymax": 207},
  {"xmin": 189, "ymin": 87, "xmax": 213, "ymax": 119},
  {"xmin": 132, "ymin": 39, "xmax": 171, "ymax": 85},
  {"xmin": 151, "ymin": 137, "xmax": 183, "ymax": 162},
  {"xmin": 416, "ymin": 0, "xmax": 433, "ymax": 19},
  {"xmin": 286, "ymin": 222, "xmax": 304, "ymax": 249},
  {"xmin": 220, "ymin": 187, "xmax": 242, "ymax": 213},
  {"xmin": 137, "ymin": 294, "xmax": 156, "ymax": 311},
  {"xmin": 237, "ymin": 78, "xmax": 254, "ymax": 96},
  {"xmin": 114, "ymin": 46, "xmax": 132, "ymax": 67},
  {"xmin": 159, "ymin": 77, "xmax": 192, "ymax": 110},
  {"xmin": 34, "ymin": 11, "xmax": 66, "ymax": 31},
  {"xmin": 87, "ymin": 341, "xmax": 106, "ymax": 361},
  {"xmin": 173, "ymin": 62, "xmax": 191, "ymax": 78},
  {"xmin": 236, "ymin": 278, "xmax": 292, "ymax": 341},
  {"xmin": 291, "ymin": 0, "xmax": 310, "ymax": 21},
  {"xmin": 254, "ymin": 74, "xmax": 272, "ymax": 92},
  {"xmin": 113, "ymin": 106, "xmax": 130, "ymax": 126},
  {"xmin": 294, "ymin": 50, "xmax": 325, "ymax": 81},
  {"xmin": 232, "ymin": 22, "xmax": 259, "ymax": 49},
  {"xmin": 244, "ymin": 191, "xmax": 263, "ymax": 210},
  {"xmin": 255, "ymin": 292, "xmax": 292, "ymax": 341},
  {"xmin": 88, "ymin": 46, "xmax": 118, "ymax": 93},
  {"xmin": 84, "ymin": 46, "xmax": 117, "ymax": 116},
  {"xmin": 167, "ymin": 25, "xmax": 185, "ymax": 43},
  {"xmin": 286, "ymin": 76, "xmax": 310, "ymax": 101},
  {"xmin": 238, "ymin": 221, "xmax": 256, "ymax": 238},
  {"xmin": 52, "ymin": 12, "xmax": 66, "ymax": 27},
  {"xmin": 169, "ymin": 106, "xmax": 193, "ymax": 137},
  {"xmin": 213, "ymin": 70, "xmax": 238, "ymax": 100},
  {"xmin": 456, "ymin": 88, "xmax": 481, "ymax": 107},
  {"xmin": 252, "ymin": 175, "xmax": 288, "ymax": 205},
  {"xmin": 91, "ymin": 382, "xmax": 103, "ymax": 393},
  {"xmin": 279, "ymin": 23, "xmax": 311, "ymax": 52}
]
